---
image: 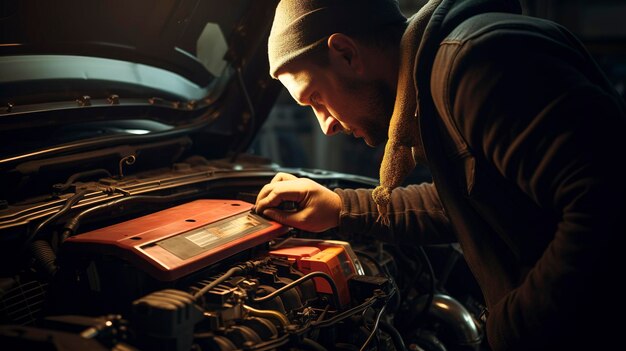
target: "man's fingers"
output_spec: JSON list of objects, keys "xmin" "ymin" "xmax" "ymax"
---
[
  {"xmin": 260, "ymin": 208, "xmax": 288, "ymax": 224},
  {"xmin": 255, "ymin": 182, "xmax": 303, "ymax": 214},
  {"xmin": 253, "ymin": 176, "xmax": 339, "ymax": 232},
  {"xmin": 271, "ymin": 172, "xmax": 297, "ymax": 183},
  {"xmin": 255, "ymin": 173, "xmax": 298, "ymax": 211},
  {"xmin": 255, "ymin": 183, "xmax": 275, "ymax": 207},
  {"xmin": 258, "ymin": 187, "xmax": 300, "ymax": 210},
  {"xmin": 256, "ymin": 190, "xmax": 284, "ymax": 212}
]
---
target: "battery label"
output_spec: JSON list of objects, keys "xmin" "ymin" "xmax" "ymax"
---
[{"xmin": 155, "ymin": 212, "xmax": 271, "ymax": 260}]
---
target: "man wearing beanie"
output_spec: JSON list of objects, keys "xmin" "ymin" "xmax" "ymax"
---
[{"xmin": 255, "ymin": 0, "xmax": 626, "ymax": 350}]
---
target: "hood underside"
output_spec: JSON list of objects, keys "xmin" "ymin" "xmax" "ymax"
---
[{"xmin": 0, "ymin": 0, "xmax": 284, "ymax": 200}]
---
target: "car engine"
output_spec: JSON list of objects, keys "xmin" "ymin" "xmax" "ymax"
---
[{"xmin": 0, "ymin": 163, "xmax": 486, "ymax": 351}]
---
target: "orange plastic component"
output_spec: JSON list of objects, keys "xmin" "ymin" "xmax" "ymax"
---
[
  {"xmin": 268, "ymin": 246, "xmax": 321, "ymax": 261},
  {"xmin": 270, "ymin": 246, "xmax": 356, "ymax": 307}
]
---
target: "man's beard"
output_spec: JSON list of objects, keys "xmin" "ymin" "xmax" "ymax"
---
[{"xmin": 344, "ymin": 78, "xmax": 395, "ymax": 147}]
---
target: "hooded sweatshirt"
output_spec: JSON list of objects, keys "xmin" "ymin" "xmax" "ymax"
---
[{"xmin": 335, "ymin": 0, "xmax": 626, "ymax": 350}]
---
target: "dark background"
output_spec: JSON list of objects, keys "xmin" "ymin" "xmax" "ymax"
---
[{"xmin": 248, "ymin": 0, "xmax": 626, "ymax": 180}]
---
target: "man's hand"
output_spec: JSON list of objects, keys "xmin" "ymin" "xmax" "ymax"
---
[{"xmin": 253, "ymin": 172, "xmax": 341, "ymax": 232}]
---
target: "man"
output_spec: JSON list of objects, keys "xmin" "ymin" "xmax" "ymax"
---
[{"xmin": 254, "ymin": 0, "xmax": 626, "ymax": 350}]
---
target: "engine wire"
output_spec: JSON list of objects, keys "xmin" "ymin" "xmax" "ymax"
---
[
  {"xmin": 359, "ymin": 304, "xmax": 386, "ymax": 351},
  {"xmin": 311, "ymin": 294, "xmax": 380, "ymax": 329},
  {"xmin": 193, "ymin": 266, "xmax": 245, "ymax": 300},
  {"xmin": 394, "ymin": 245, "xmax": 424, "ymax": 296},
  {"xmin": 244, "ymin": 291, "xmax": 392, "ymax": 351},
  {"xmin": 380, "ymin": 320, "xmax": 408, "ymax": 351},
  {"xmin": 193, "ymin": 258, "xmax": 269, "ymax": 300},
  {"xmin": 355, "ymin": 249, "xmax": 402, "ymax": 316},
  {"xmin": 244, "ymin": 333, "xmax": 291, "ymax": 351},
  {"xmin": 252, "ymin": 271, "xmax": 341, "ymax": 309},
  {"xmin": 22, "ymin": 189, "xmax": 89, "ymax": 251},
  {"xmin": 301, "ymin": 337, "xmax": 329, "ymax": 351}
]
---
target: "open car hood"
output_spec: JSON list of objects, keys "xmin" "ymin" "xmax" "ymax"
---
[{"xmin": 0, "ymin": 0, "xmax": 284, "ymax": 202}]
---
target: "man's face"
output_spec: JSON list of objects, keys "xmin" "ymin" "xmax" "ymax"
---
[{"xmin": 277, "ymin": 57, "xmax": 394, "ymax": 147}]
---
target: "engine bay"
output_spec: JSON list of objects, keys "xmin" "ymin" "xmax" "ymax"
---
[{"xmin": 0, "ymin": 161, "xmax": 487, "ymax": 351}]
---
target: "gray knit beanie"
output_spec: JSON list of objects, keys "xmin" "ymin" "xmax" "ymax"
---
[{"xmin": 268, "ymin": 0, "xmax": 407, "ymax": 78}]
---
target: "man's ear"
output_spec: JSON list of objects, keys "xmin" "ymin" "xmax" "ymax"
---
[{"xmin": 327, "ymin": 33, "xmax": 363, "ymax": 74}]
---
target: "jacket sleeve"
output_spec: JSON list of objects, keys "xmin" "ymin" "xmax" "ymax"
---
[
  {"xmin": 334, "ymin": 183, "xmax": 455, "ymax": 245},
  {"xmin": 443, "ymin": 27, "xmax": 626, "ymax": 350}
]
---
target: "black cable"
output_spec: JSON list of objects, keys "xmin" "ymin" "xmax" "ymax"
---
[
  {"xmin": 307, "ymin": 304, "xmax": 330, "ymax": 341},
  {"xmin": 22, "ymin": 189, "xmax": 89, "ymax": 250},
  {"xmin": 395, "ymin": 245, "xmax": 425, "ymax": 297},
  {"xmin": 30, "ymin": 240, "xmax": 58, "ymax": 279},
  {"xmin": 355, "ymin": 249, "xmax": 402, "ymax": 314},
  {"xmin": 52, "ymin": 169, "xmax": 111, "ymax": 194},
  {"xmin": 311, "ymin": 296, "xmax": 378, "ymax": 329},
  {"xmin": 354, "ymin": 250, "xmax": 387, "ymax": 276},
  {"xmin": 273, "ymin": 296, "xmax": 387, "ymax": 351},
  {"xmin": 252, "ymin": 271, "xmax": 341, "ymax": 309},
  {"xmin": 379, "ymin": 320, "xmax": 407, "ymax": 351},
  {"xmin": 393, "ymin": 244, "xmax": 418, "ymax": 271},
  {"xmin": 435, "ymin": 244, "xmax": 461, "ymax": 291},
  {"xmin": 359, "ymin": 305, "xmax": 386, "ymax": 351},
  {"xmin": 193, "ymin": 266, "xmax": 245, "ymax": 300},
  {"xmin": 193, "ymin": 259, "xmax": 269, "ymax": 300},
  {"xmin": 300, "ymin": 337, "xmax": 329, "ymax": 351}
]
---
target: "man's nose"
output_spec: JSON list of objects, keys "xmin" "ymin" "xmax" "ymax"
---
[{"xmin": 313, "ymin": 107, "xmax": 340, "ymax": 135}]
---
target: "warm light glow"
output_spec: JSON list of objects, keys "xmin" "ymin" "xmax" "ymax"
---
[{"xmin": 435, "ymin": 301, "xmax": 450, "ymax": 310}]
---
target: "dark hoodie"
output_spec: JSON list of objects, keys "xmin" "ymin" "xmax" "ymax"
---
[{"xmin": 336, "ymin": 0, "xmax": 626, "ymax": 350}]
